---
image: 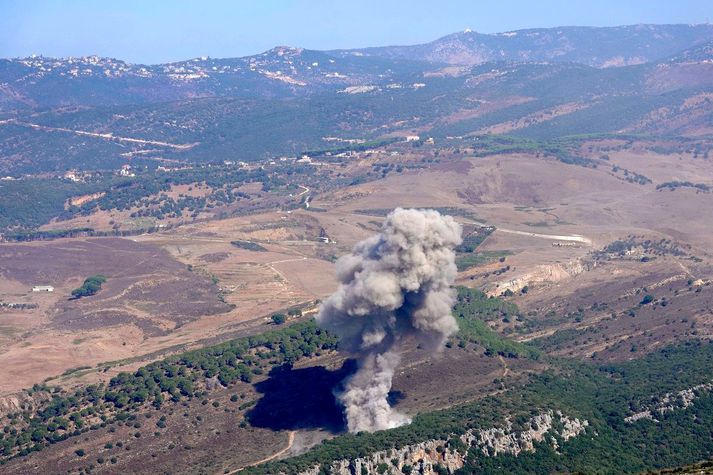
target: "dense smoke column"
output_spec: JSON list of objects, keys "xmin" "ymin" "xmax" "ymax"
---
[{"xmin": 317, "ymin": 208, "xmax": 462, "ymax": 433}]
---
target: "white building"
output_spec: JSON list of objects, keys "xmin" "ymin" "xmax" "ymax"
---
[
  {"xmin": 32, "ymin": 285, "xmax": 54, "ymax": 292},
  {"xmin": 64, "ymin": 170, "xmax": 81, "ymax": 182}
]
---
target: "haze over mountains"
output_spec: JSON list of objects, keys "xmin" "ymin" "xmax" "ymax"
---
[
  {"xmin": 334, "ymin": 23, "xmax": 713, "ymax": 66},
  {"xmin": 2, "ymin": 24, "xmax": 713, "ymax": 108},
  {"xmin": 1, "ymin": 24, "xmax": 712, "ymax": 174}
]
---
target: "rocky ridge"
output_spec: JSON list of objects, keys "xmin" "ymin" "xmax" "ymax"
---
[{"xmin": 295, "ymin": 410, "xmax": 588, "ymax": 475}]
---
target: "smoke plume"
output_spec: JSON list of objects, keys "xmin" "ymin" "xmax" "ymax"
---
[{"xmin": 317, "ymin": 208, "xmax": 462, "ymax": 433}]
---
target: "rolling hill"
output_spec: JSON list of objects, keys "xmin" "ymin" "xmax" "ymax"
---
[{"xmin": 0, "ymin": 24, "xmax": 712, "ymax": 175}]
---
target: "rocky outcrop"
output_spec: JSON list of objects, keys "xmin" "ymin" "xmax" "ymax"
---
[
  {"xmin": 625, "ymin": 381, "xmax": 713, "ymax": 423},
  {"xmin": 0, "ymin": 391, "xmax": 52, "ymax": 419},
  {"xmin": 296, "ymin": 410, "xmax": 588, "ymax": 475},
  {"xmin": 487, "ymin": 258, "xmax": 596, "ymax": 296}
]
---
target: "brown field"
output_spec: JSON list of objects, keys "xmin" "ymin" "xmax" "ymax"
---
[
  {"xmin": 0, "ymin": 210, "xmax": 345, "ymax": 395},
  {"xmin": 5, "ymin": 143, "xmax": 713, "ymax": 394}
]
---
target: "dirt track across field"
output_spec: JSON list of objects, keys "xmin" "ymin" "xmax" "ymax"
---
[{"xmin": 226, "ymin": 430, "xmax": 296, "ymax": 474}]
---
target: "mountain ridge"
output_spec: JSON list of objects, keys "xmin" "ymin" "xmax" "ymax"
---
[
  {"xmin": 1, "ymin": 23, "xmax": 711, "ymax": 114},
  {"xmin": 6, "ymin": 23, "xmax": 713, "ymax": 66},
  {"xmin": 332, "ymin": 23, "xmax": 713, "ymax": 67},
  {"xmin": 0, "ymin": 24, "xmax": 712, "ymax": 174}
]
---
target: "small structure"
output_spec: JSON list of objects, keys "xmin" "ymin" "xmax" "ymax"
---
[
  {"xmin": 63, "ymin": 170, "xmax": 81, "ymax": 182},
  {"xmin": 32, "ymin": 285, "xmax": 54, "ymax": 292},
  {"xmin": 119, "ymin": 164, "xmax": 135, "ymax": 177},
  {"xmin": 405, "ymin": 135, "xmax": 421, "ymax": 142},
  {"xmin": 552, "ymin": 242, "xmax": 579, "ymax": 248}
]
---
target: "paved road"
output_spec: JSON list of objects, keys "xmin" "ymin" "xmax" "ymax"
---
[{"xmin": 495, "ymin": 227, "xmax": 592, "ymax": 245}]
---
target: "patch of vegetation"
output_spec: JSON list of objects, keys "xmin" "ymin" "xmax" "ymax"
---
[
  {"xmin": 301, "ymin": 138, "xmax": 399, "ymax": 158},
  {"xmin": 60, "ymin": 366, "xmax": 93, "ymax": 377},
  {"xmin": 230, "ymin": 240, "xmax": 267, "ymax": 252},
  {"xmin": 429, "ymin": 208, "xmax": 484, "ymax": 223},
  {"xmin": 456, "ymin": 251, "xmax": 511, "ymax": 272},
  {"xmin": 452, "ymin": 225, "xmax": 510, "ymax": 271},
  {"xmin": 452, "ymin": 287, "xmax": 538, "ymax": 359},
  {"xmin": 456, "ymin": 226, "xmax": 494, "ymax": 253},
  {"xmin": 530, "ymin": 327, "xmax": 595, "ymax": 351},
  {"xmin": 71, "ymin": 275, "xmax": 107, "ymax": 299},
  {"xmin": 0, "ymin": 160, "xmax": 343, "ymax": 234},
  {"xmin": 656, "ymin": 181, "xmax": 711, "ymax": 193},
  {"xmin": 353, "ymin": 207, "xmax": 483, "ymax": 223},
  {"xmin": 523, "ymin": 221, "xmax": 551, "ymax": 227},
  {"xmin": 271, "ymin": 313, "xmax": 287, "ymax": 325},
  {"xmin": 0, "ymin": 177, "xmax": 106, "ymax": 232},
  {"xmin": 512, "ymin": 90, "xmax": 693, "ymax": 141},
  {"xmin": 597, "ymin": 236, "xmax": 689, "ymax": 258},
  {"xmin": 2, "ymin": 227, "xmax": 96, "ymax": 242},
  {"xmin": 463, "ymin": 135, "xmax": 598, "ymax": 168},
  {"xmin": 610, "ymin": 164, "xmax": 652, "ymax": 185}
]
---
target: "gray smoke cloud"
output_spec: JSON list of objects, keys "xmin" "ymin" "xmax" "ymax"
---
[{"xmin": 317, "ymin": 208, "xmax": 462, "ymax": 433}]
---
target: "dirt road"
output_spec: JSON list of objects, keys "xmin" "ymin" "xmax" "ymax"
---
[
  {"xmin": 2, "ymin": 119, "xmax": 196, "ymax": 149},
  {"xmin": 495, "ymin": 227, "xmax": 592, "ymax": 245},
  {"xmin": 224, "ymin": 430, "xmax": 296, "ymax": 474}
]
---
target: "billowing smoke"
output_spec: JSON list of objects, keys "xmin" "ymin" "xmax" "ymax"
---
[{"xmin": 317, "ymin": 208, "xmax": 462, "ymax": 433}]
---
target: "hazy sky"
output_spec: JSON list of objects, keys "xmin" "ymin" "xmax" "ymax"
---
[{"xmin": 1, "ymin": 0, "xmax": 711, "ymax": 63}]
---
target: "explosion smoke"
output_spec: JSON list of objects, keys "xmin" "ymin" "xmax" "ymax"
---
[{"xmin": 317, "ymin": 208, "xmax": 462, "ymax": 433}]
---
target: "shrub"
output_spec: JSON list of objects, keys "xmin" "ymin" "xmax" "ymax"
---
[{"xmin": 71, "ymin": 275, "xmax": 107, "ymax": 299}]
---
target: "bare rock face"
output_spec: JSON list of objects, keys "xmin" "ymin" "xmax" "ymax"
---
[
  {"xmin": 0, "ymin": 390, "xmax": 52, "ymax": 419},
  {"xmin": 487, "ymin": 258, "xmax": 596, "ymax": 296},
  {"xmin": 625, "ymin": 381, "xmax": 713, "ymax": 423},
  {"xmin": 467, "ymin": 411, "xmax": 588, "ymax": 457},
  {"xmin": 295, "ymin": 410, "xmax": 589, "ymax": 475}
]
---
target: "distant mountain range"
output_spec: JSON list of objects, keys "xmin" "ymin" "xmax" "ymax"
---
[
  {"xmin": 0, "ymin": 24, "xmax": 712, "ymax": 173},
  {"xmin": 1, "ymin": 24, "xmax": 712, "ymax": 111},
  {"xmin": 0, "ymin": 46, "xmax": 430, "ymax": 110},
  {"xmin": 333, "ymin": 24, "xmax": 713, "ymax": 67}
]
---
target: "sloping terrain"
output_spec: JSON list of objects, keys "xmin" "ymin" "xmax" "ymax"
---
[
  {"xmin": 1, "ymin": 54, "xmax": 712, "ymax": 173},
  {"xmin": 0, "ymin": 22, "xmax": 712, "ymax": 475},
  {"xmin": 336, "ymin": 24, "xmax": 713, "ymax": 67}
]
